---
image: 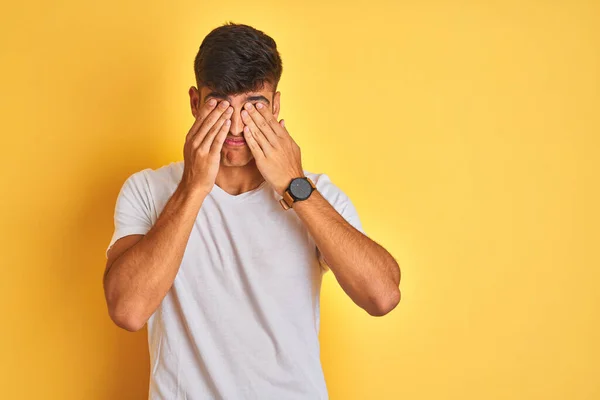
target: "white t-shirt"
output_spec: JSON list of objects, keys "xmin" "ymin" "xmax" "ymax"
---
[{"xmin": 106, "ymin": 161, "xmax": 365, "ymax": 400}]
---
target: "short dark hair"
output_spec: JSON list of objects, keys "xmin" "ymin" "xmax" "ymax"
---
[{"xmin": 194, "ymin": 22, "xmax": 283, "ymax": 95}]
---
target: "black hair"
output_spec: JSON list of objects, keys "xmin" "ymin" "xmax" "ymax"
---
[{"xmin": 194, "ymin": 22, "xmax": 283, "ymax": 95}]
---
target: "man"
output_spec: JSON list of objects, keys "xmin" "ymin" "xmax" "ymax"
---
[{"xmin": 103, "ymin": 22, "xmax": 401, "ymax": 399}]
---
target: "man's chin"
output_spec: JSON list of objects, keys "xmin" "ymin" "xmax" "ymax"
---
[{"xmin": 221, "ymin": 153, "xmax": 253, "ymax": 167}]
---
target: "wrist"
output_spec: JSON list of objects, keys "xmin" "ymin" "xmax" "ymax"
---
[
  {"xmin": 176, "ymin": 180, "xmax": 210, "ymax": 202},
  {"xmin": 278, "ymin": 175, "xmax": 316, "ymax": 210},
  {"xmin": 278, "ymin": 173, "xmax": 306, "ymax": 196}
]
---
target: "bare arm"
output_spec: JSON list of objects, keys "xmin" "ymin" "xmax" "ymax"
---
[
  {"xmin": 103, "ymin": 97, "xmax": 234, "ymax": 331},
  {"xmin": 293, "ymin": 190, "xmax": 401, "ymax": 317},
  {"xmin": 237, "ymin": 101, "xmax": 400, "ymax": 317},
  {"xmin": 103, "ymin": 185, "xmax": 207, "ymax": 331}
]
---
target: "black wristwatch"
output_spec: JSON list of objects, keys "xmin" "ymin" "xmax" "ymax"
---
[{"xmin": 279, "ymin": 177, "xmax": 316, "ymax": 210}]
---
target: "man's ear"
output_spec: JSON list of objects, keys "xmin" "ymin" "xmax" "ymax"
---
[
  {"xmin": 272, "ymin": 91, "xmax": 281, "ymax": 119},
  {"xmin": 189, "ymin": 86, "xmax": 200, "ymax": 118}
]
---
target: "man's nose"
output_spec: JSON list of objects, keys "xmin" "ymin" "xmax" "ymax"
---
[{"xmin": 229, "ymin": 108, "xmax": 244, "ymax": 136}]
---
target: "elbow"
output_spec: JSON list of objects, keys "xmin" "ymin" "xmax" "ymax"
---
[
  {"xmin": 109, "ymin": 305, "xmax": 147, "ymax": 332},
  {"xmin": 104, "ymin": 278, "xmax": 148, "ymax": 332},
  {"xmin": 106, "ymin": 296, "xmax": 148, "ymax": 332},
  {"xmin": 367, "ymin": 287, "xmax": 401, "ymax": 317}
]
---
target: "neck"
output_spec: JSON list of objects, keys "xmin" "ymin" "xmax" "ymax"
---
[{"xmin": 214, "ymin": 161, "xmax": 265, "ymax": 196}]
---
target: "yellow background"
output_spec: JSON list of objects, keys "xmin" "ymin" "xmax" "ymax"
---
[{"xmin": 1, "ymin": 1, "xmax": 598, "ymax": 399}]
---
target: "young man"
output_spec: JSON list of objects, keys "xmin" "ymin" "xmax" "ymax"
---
[{"xmin": 103, "ymin": 22, "xmax": 401, "ymax": 399}]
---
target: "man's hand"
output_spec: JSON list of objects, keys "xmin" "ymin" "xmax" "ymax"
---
[
  {"xmin": 240, "ymin": 102, "xmax": 304, "ymax": 196},
  {"xmin": 181, "ymin": 99, "xmax": 233, "ymax": 195}
]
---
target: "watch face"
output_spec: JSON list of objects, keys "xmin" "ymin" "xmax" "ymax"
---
[{"xmin": 290, "ymin": 178, "xmax": 312, "ymax": 200}]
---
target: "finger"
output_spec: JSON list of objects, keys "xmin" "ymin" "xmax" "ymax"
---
[
  {"xmin": 242, "ymin": 115, "xmax": 271, "ymax": 154},
  {"xmin": 185, "ymin": 98, "xmax": 218, "ymax": 143},
  {"xmin": 210, "ymin": 117, "xmax": 231, "ymax": 154},
  {"xmin": 243, "ymin": 124, "xmax": 265, "ymax": 159},
  {"xmin": 243, "ymin": 103, "xmax": 279, "ymax": 147},
  {"xmin": 191, "ymin": 100, "xmax": 230, "ymax": 144},
  {"xmin": 199, "ymin": 106, "xmax": 233, "ymax": 150},
  {"xmin": 255, "ymin": 102, "xmax": 287, "ymax": 138}
]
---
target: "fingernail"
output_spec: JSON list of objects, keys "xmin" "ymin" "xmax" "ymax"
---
[
  {"xmin": 281, "ymin": 119, "xmax": 285, "ymax": 127},
  {"xmin": 241, "ymin": 110, "xmax": 248, "ymax": 118},
  {"xmin": 221, "ymin": 101, "xmax": 229, "ymax": 108},
  {"xmin": 244, "ymin": 103, "xmax": 253, "ymax": 110},
  {"xmin": 208, "ymin": 99, "xmax": 216, "ymax": 106},
  {"xmin": 226, "ymin": 107, "xmax": 233, "ymax": 114},
  {"xmin": 256, "ymin": 103, "xmax": 263, "ymax": 109}
]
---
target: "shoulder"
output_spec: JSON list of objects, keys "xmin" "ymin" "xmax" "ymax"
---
[
  {"xmin": 124, "ymin": 160, "xmax": 183, "ymax": 187},
  {"xmin": 120, "ymin": 161, "xmax": 183, "ymax": 203},
  {"xmin": 303, "ymin": 170, "xmax": 348, "ymax": 202},
  {"xmin": 303, "ymin": 170, "xmax": 327, "ymax": 185},
  {"xmin": 139, "ymin": 160, "xmax": 184, "ymax": 185},
  {"xmin": 303, "ymin": 170, "xmax": 333, "ymax": 187}
]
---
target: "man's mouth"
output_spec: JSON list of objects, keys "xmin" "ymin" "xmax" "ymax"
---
[{"xmin": 225, "ymin": 137, "xmax": 246, "ymax": 147}]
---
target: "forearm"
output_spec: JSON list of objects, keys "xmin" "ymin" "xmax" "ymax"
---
[
  {"xmin": 104, "ymin": 184, "xmax": 207, "ymax": 328},
  {"xmin": 293, "ymin": 190, "xmax": 401, "ymax": 316}
]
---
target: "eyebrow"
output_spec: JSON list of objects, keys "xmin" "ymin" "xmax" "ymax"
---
[{"xmin": 203, "ymin": 92, "xmax": 271, "ymax": 105}]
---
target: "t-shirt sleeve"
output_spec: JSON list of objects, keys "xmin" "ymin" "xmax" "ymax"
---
[
  {"xmin": 312, "ymin": 173, "xmax": 367, "ymax": 273},
  {"xmin": 106, "ymin": 171, "xmax": 154, "ymax": 258}
]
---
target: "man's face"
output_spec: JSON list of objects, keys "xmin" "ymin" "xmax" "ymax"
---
[{"xmin": 189, "ymin": 82, "xmax": 281, "ymax": 168}]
